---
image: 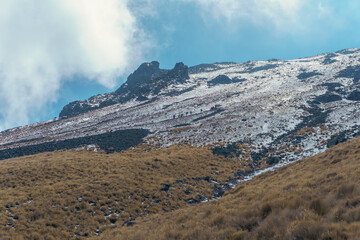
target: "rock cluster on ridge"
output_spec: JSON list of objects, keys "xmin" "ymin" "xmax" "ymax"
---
[{"xmin": 59, "ymin": 61, "xmax": 189, "ymax": 118}]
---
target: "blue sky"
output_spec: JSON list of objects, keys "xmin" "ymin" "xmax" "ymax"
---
[
  {"xmin": 1, "ymin": 0, "xmax": 360, "ymax": 130},
  {"xmin": 142, "ymin": 0, "xmax": 360, "ymax": 68}
]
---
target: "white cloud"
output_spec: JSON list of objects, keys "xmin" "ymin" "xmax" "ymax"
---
[
  {"xmin": 0, "ymin": 0, "xmax": 344, "ymax": 130},
  {"xmin": 0, "ymin": 0, "xmax": 146, "ymax": 130},
  {"xmin": 185, "ymin": 0, "xmax": 308, "ymax": 31}
]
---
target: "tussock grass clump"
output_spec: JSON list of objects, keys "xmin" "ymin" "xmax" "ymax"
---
[
  {"xmin": 0, "ymin": 145, "xmax": 245, "ymax": 239},
  {"xmin": 101, "ymin": 136, "xmax": 360, "ymax": 240}
]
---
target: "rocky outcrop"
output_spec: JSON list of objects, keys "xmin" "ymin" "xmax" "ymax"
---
[
  {"xmin": 313, "ymin": 93, "xmax": 342, "ymax": 104},
  {"xmin": 207, "ymin": 75, "xmax": 246, "ymax": 86},
  {"xmin": 347, "ymin": 91, "xmax": 360, "ymax": 101},
  {"xmin": 336, "ymin": 65, "xmax": 360, "ymax": 83},
  {"xmin": 116, "ymin": 62, "xmax": 189, "ymax": 100},
  {"xmin": 59, "ymin": 61, "xmax": 189, "ymax": 118}
]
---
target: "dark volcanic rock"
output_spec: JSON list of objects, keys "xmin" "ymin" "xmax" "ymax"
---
[
  {"xmin": 117, "ymin": 61, "xmax": 165, "ymax": 92},
  {"xmin": 323, "ymin": 58, "xmax": 337, "ymax": 65},
  {"xmin": 118, "ymin": 62, "xmax": 189, "ymax": 96},
  {"xmin": 327, "ymin": 132, "xmax": 348, "ymax": 148},
  {"xmin": 122, "ymin": 221, "xmax": 136, "ymax": 227},
  {"xmin": 297, "ymin": 71, "xmax": 322, "ymax": 80},
  {"xmin": 250, "ymin": 151, "xmax": 267, "ymax": 163},
  {"xmin": 336, "ymin": 65, "xmax": 360, "ymax": 83},
  {"xmin": 212, "ymin": 142, "xmax": 241, "ymax": 158},
  {"xmin": 347, "ymin": 91, "xmax": 360, "ymax": 101},
  {"xmin": 0, "ymin": 129, "xmax": 150, "ymax": 161},
  {"xmin": 207, "ymin": 75, "xmax": 232, "ymax": 86},
  {"xmin": 313, "ymin": 93, "xmax": 342, "ymax": 104},
  {"xmin": 60, "ymin": 100, "xmax": 96, "ymax": 119},
  {"xmin": 321, "ymin": 83, "xmax": 343, "ymax": 92},
  {"xmin": 59, "ymin": 61, "xmax": 189, "ymax": 118},
  {"xmin": 207, "ymin": 75, "xmax": 246, "ymax": 86},
  {"xmin": 160, "ymin": 184, "xmax": 172, "ymax": 192},
  {"xmin": 115, "ymin": 61, "xmax": 167, "ymax": 98},
  {"xmin": 266, "ymin": 156, "xmax": 281, "ymax": 165},
  {"xmin": 323, "ymin": 53, "xmax": 337, "ymax": 65},
  {"xmin": 123, "ymin": 62, "xmax": 189, "ymax": 99}
]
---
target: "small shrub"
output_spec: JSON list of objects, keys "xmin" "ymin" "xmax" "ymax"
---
[
  {"xmin": 211, "ymin": 215, "xmax": 225, "ymax": 227},
  {"xmin": 261, "ymin": 203, "xmax": 272, "ymax": 219},
  {"xmin": 310, "ymin": 199, "xmax": 327, "ymax": 216},
  {"xmin": 343, "ymin": 207, "xmax": 360, "ymax": 222},
  {"xmin": 229, "ymin": 230, "xmax": 247, "ymax": 240},
  {"xmin": 337, "ymin": 184, "xmax": 356, "ymax": 198},
  {"xmin": 175, "ymin": 214, "xmax": 187, "ymax": 224},
  {"xmin": 291, "ymin": 220, "xmax": 326, "ymax": 240}
]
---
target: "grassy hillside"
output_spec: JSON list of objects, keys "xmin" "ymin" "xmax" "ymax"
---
[
  {"xmin": 0, "ymin": 145, "xmax": 247, "ymax": 239},
  {"xmin": 2, "ymin": 137, "xmax": 360, "ymax": 240},
  {"xmin": 100, "ymin": 136, "xmax": 360, "ymax": 240}
]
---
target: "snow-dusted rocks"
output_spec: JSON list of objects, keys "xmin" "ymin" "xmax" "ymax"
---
[{"xmin": 1, "ymin": 48, "xmax": 360, "ymax": 166}]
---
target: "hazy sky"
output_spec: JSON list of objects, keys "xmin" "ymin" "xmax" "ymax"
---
[{"xmin": 0, "ymin": 0, "xmax": 360, "ymax": 130}]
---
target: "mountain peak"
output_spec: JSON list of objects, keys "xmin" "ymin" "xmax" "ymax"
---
[
  {"xmin": 59, "ymin": 61, "xmax": 189, "ymax": 118},
  {"xmin": 174, "ymin": 62, "xmax": 186, "ymax": 69},
  {"xmin": 116, "ymin": 60, "xmax": 164, "ymax": 92},
  {"xmin": 164, "ymin": 62, "xmax": 189, "ymax": 83}
]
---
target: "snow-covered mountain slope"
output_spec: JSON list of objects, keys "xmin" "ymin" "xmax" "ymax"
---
[{"xmin": 1, "ymin": 48, "xmax": 360, "ymax": 167}]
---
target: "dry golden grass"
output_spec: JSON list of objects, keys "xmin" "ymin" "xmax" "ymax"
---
[
  {"xmin": 100, "ymin": 136, "xmax": 360, "ymax": 240},
  {"xmin": 0, "ymin": 145, "xmax": 246, "ymax": 239},
  {"xmin": 168, "ymin": 126, "xmax": 193, "ymax": 133}
]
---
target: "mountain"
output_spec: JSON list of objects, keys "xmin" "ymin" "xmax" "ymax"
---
[
  {"xmin": 1, "ymin": 48, "xmax": 360, "ymax": 239},
  {"xmin": 1, "ymin": 48, "xmax": 360, "ymax": 167}
]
